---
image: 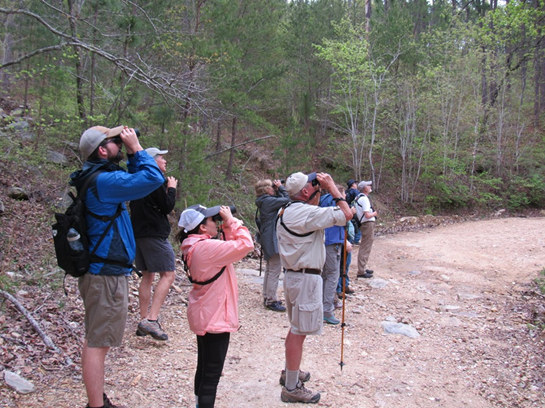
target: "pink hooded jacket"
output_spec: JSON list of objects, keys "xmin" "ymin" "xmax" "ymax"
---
[{"xmin": 181, "ymin": 217, "xmax": 254, "ymax": 336}]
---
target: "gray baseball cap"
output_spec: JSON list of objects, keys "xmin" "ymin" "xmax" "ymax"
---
[
  {"xmin": 145, "ymin": 147, "xmax": 168, "ymax": 158},
  {"xmin": 357, "ymin": 180, "xmax": 372, "ymax": 191},
  {"xmin": 79, "ymin": 125, "xmax": 124, "ymax": 160}
]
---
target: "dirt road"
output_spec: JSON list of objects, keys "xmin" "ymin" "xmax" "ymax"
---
[{"xmin": 5, "ymin": 217, "xmax": 545, "ymax": 407}]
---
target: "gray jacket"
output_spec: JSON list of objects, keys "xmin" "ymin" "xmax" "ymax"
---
[{"xmin": 255, "ymin": 186, "xmax": 290, "ymax": 260}]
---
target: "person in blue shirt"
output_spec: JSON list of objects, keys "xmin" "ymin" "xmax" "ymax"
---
[
  {"xmin": 319, "ymin": 185, "xmax": 350, "ymax": 325},
  {"xmin": 345, "ymin": 179, "xmax": 361, "ymax": 244},
  {"xmin": 71, "ymin": 125, "xmax": 164, "ymax": 408}
]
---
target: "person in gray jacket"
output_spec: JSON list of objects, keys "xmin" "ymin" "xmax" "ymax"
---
[{"xmin": 255, "ymin": 179, "xmax": 290, "ymax": 312}]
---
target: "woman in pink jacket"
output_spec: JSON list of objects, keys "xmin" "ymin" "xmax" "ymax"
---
[{"xmin": 177, "ymin": 204, "xmax": 254, "ymax": 408}]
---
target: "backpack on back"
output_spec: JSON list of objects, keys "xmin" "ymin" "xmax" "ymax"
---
[
  {"xmin": 351, "ymin": 193, "xmax": 366, "ymax": 229},
  {"xmin": 52, "ymin": 171, "xmax": 124, "ymax": 277}
]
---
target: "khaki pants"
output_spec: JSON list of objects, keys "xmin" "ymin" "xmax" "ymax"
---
[
  {"xmin": 263, "ymin": 253, "xmax": 282, "ymax": 304},
  {"xmin": 357, "ymin": 222, "xmax": 375, "ymax": 275}
]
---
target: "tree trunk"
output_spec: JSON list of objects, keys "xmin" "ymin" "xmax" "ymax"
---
[
  {"xmin": 0, "ymin": 13, "xmax": 15, "ymax": 96},
  {"xmin": 66, "ymin": 0, "xmax": 86, "ymax": 123},
  {"xmin": 89, "ymin": 4, "xmax": 100, "ymax": 117},
  {"xmin": 216, "ymin": 121, "xmax": 222, "ymax": 152},
  {"xmin": 226, "ymin": 116, "xmax": 237, "ymax": 180},
  {"xmin": 365, "ymin": 0, "xmax": 372, "ymax": 34}
]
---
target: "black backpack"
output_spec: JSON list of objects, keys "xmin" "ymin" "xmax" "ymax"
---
[
  {"xmin": 351, "ymin": 193, "xmax": 366, "ymax": 229},
  {"xmin": 52, "ymin": 171, "xmax": 124, "ymax": 278}
]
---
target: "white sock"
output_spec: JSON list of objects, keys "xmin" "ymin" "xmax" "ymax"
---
[{"xmin": 285, "ymin": 369, "xmax": 299, "ymax": 390}]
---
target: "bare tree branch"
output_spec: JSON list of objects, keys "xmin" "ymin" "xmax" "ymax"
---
[
  {"xmin": 205, "ymin": 134, "xmax": 277, "ymax": 158},
  {"xmin": 0, "ymin": 290, "xmax": 73, "ymax": 366},
  {"xmin": 0, "ymin": 7, "xmax": 202, "ymax": 112},
  {"xmin": 0, "ymin": 44, "xmax": 64, "ymax": 68}
]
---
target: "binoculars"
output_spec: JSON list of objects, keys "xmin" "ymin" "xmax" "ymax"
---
[{"xmin": 212, "ymin": 206, "xmax": 237, "ymax": 221}]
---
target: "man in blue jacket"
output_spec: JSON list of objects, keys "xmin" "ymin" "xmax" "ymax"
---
[{"xmin": 71, "ymin": 125, "xmax": 164, "ymax": 408}]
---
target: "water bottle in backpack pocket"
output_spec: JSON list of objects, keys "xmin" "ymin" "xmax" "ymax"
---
[{"xmin": 52, "ymin": 199, "xmax": 91, "ymax": 278}]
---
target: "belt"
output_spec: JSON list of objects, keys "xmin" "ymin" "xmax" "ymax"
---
[{"xmin": 287, "ymin": 268, "xmax": 321, "ymax": 275}]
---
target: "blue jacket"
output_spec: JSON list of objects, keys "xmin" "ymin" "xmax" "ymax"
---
[
  {"xmin": 319, "ymin": 194, "xmax": 345, "ymax": 246},
  {"xmin": 69, "ymin": 151, "xmax": 164, "ymax": 275}
]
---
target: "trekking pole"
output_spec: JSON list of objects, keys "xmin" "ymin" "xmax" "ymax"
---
[
  {"xmin": 339, "ymin": 225, "xmax": 348, "ymax": 371},
  {"xmin": 259, "ymin": 245, "xmax": 263, "ymax": 277}
]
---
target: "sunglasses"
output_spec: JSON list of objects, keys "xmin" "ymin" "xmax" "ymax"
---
[{"xmin": 101, "ymin": 136, "xmax": 122, "ymax": 146}]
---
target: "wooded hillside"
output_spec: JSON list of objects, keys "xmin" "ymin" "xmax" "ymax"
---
[{"xmin": 1, "ymin": 0, "xmax": 545, "ymax": 212}]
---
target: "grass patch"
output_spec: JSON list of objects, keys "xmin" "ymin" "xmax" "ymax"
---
[{"xmin": 535, "ymin": 268, "xmax": 545, "ymax": 295}]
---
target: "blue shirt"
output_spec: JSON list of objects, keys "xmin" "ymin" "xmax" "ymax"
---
[{"xmin": 319, "ymin": 194, "xmax": 345, "ymax": 246}]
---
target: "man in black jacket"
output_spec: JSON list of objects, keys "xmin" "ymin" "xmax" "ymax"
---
[{"xmin": 130, "ymin": 147, "xmax": 178, "ymax": 341}]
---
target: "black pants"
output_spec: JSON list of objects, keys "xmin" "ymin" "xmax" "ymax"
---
[{"xmin": 195, "ymin": 332, "xmax": 230, "ymax": 408}]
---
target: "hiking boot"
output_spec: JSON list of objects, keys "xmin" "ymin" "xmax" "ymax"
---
[
  {"xmin": 323, "ymin": 315, "xmax": 340, "ymax": 325},
  {"xmin": 135, "ymin": 327, "xmax": 147, "ymax": 337},
  {"xmin": 357, "ymin": 271, "xmax": 373, "ymax": 279},
  {"xmin": 281, "ymin": 382, "xmax": 320, "ymax": 404},
  {"xmin": 85, "ymin": 393, "xmax": 126, "ymax": 408},
  {"xmin": 265, "ymin": 300, "xmax": 286, "ymax": 312},
  {"xmin": 279, "ymin": 369, "xmax": 311, "ymax": 386},
  {"xmin": 137, "ymin": 319, "xmax": 168, "ymax": 341},
  {"xmin": 345, "ymin": 286, "xmax": 355, "ymax": 294},
  {"xmin": 334, "ymin": 299, "xmax": 343, "ymax": 309}
]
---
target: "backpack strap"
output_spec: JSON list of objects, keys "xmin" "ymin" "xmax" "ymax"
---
[
  {"xmin": 182, "ymin": 238, "xmax": 227, "ymax": 286},
  {"xmin": 188, "ymin": 266, "xmax": 227, "ymax": 285},
  {"xmin": 79, "ymin": 171, "xmax": 133, "ymax": 270},
  {"xmin": 353, "ymin": 194, "xmax": 367, "ymax": 225},
  {"xmin": 255, "ymin": 207, "xmax": 262, "ymax": 232},
  {"xmin": 277, "ymin": 201, "xmax": 313, "ymax": 238}
]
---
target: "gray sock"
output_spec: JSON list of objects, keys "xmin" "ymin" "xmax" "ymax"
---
[{"xmin": 285, "ymin": 369, "xmax": 299, "ymax": 390}]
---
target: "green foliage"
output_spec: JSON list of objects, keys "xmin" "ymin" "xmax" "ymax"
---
[
  {"xmin": 535, "ymin": 268, "xmax": 545, "ymax": 295},
  {"xmin": 424, "ymin": 175, "xmax": 472, "ymax": 210},
  {"xmin": 2, "ymin": 0, "xmax": 545, "ymax": 220},
  {"xmin": 507, "ymin": 175, "xmax": 545, "ymax": 210},
  {"xmin": 174, "ymin": 128, "xmax": 214, "ymax": 208}
]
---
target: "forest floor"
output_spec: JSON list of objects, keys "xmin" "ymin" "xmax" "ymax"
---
[{"xmin": 2, "ymin": 216, "xmax": 545, "ymax": 408}]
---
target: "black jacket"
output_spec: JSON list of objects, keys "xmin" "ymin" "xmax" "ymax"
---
[{"xmin": 130, "ymin": 181, "xmax": 176, "ymax": 239}]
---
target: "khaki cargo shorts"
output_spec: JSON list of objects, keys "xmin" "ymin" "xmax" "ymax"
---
[
  {"xmin": 78, "ymin": 274, "xmax": 129, "ymax": 347},
  {"xmin": 284, "ymin": 272, "xmax": 323, "ymax": 335}
]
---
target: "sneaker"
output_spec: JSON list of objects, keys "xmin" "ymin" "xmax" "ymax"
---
[
  {"xmin": 265, "ymin": 301, "xmax": 286, "ymax": 312},
  {"xmin": 365, "ymin": 269, "xmax": 374, "ymax": 275},
  {"xmin": 137, "ymin": 319, "xmax": 168, "ymax": 341},
  {"xmin": 279, "ymin": 369, "xmax": 311, "ymax": 386},
  {"xmin": 323, "ymin": 315, "xmax": 340, "ymax": 325},
  {"xmin": 357, "ymin": 271, "xmax": 373, "ymax": 279},
  {"xmin": 281, "ymin": 382, "xmax": 320, "ymax": 403}
]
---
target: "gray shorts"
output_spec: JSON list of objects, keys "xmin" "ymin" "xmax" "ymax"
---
[
  {"xmin": 78, "ymin": 274, "xmax": 129, "ymax": 347},
  {"xmin": 283, "ymin": 272, "xmax": 323, "ymax": 335},
  {"xmin": 135, "ymin": 237, "xmax": 176, "ymax": 273}
]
